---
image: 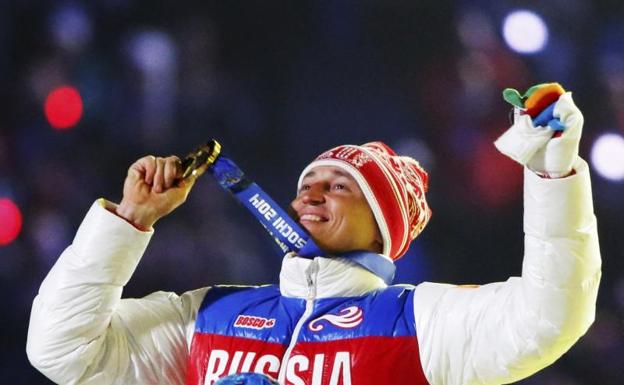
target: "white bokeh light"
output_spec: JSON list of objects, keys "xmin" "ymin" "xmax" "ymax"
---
[
  {"xmin": 502, "ymin": 9, "xmax": 548, "ymax": 54},
  {"xmin": 590, "ymin": 133, "xmax": 624, "ymax": 181},
  {"xmin": 127, "ymin": 30, "xmax": 177, "ymax": 74}
]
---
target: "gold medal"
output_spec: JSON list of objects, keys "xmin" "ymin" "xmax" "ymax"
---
[{"xmin": 180, "ymin": 139, "xmax": 222, "ymax": 179}]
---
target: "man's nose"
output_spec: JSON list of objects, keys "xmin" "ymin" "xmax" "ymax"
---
[{"xmin": 300, "ymin": 184, "xmax": 326, "ymax": 205}]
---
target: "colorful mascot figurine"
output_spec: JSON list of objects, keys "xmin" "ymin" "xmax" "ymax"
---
[
  {"xmin": 503, "ymin": 82, "xmax": 566, "ymax": 131},
  {"xmin": 495, "ymin": 82, "xmax": 583, "ymax": 179}
]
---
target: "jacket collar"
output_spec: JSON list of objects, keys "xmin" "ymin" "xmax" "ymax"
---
[{"xmin": 279, "ymin": 253, "xmax": 387, "ymax": 299}]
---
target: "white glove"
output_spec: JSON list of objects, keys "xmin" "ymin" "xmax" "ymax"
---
[{"xmin": 494, "ymin": 92, "xmax": 583, "ymax": 178}]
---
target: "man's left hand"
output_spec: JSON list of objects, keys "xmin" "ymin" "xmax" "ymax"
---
[{"xmin": 495, "ymin": 92, "xmax": 584, "ymax": 178}]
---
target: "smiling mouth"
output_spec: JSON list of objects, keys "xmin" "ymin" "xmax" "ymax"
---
[{"xmin": 299, "ymin": 214, "xmax": 328, "ymax": 222}]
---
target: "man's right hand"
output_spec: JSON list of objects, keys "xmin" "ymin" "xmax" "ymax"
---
[{"xmin": 116, "ymin": 155, "xmax": 196, "ymax": 229}]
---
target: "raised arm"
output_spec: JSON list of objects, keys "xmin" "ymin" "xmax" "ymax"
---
[
  {"xmin": 27, "ymin": 156, "xmax": 206, "ymax": 384},
  {"xmin": 413, "ymin": 90, "xmax": 601, "ymax": 385}
]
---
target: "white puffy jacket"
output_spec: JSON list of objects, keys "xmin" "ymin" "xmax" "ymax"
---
[{"xmin": 27, "ymin": 158, "xmax": 601, "ymax": 385}]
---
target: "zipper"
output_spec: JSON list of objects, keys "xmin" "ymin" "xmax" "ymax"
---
[{"xmin": 277, "ymin": 259, "xmax": 319, "ymax": 383}]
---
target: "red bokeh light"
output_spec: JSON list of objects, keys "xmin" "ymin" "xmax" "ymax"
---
[
  {"xmin": 44, "ymin": 85, "xmax": 83, "ymax": 130},
  {"xmin": 0, "ymin": 198, "xmax": 23, "ymax": 246},
  {"xmin": 471, "ymin": 138, "xmax": 523, "ymax": 208}
]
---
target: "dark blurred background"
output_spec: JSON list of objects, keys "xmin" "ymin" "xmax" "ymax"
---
[{"xmin": 1, "ymin": 0, "xmax": 623, "ymax": 384}]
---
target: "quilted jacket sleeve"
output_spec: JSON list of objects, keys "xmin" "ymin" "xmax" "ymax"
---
[
  {"xmin": 26, "ymin": 199, "xmax": 208, "ymax": 385},
  {"xmin": 413, "ymin": 157, "xmax": 601, "ymax": 385}
]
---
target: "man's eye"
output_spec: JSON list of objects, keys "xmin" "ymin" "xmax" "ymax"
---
[
  {"xmin": 299, "ymin": 185, "xmax": 311, "ymax": 192},
  {"xmin": 333, "ymin": 183, "xmax": 346, "ymax": 190}
]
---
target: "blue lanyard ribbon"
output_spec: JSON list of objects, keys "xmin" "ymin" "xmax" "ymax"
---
[{"xmin": 206, "ymin": 154, "xmax": 396, "ymax": 284}]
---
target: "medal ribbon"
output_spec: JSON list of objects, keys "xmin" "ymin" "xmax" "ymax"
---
[{"xmin": 205, "ymin": 154, "xmax": 396, "ymax": 284}]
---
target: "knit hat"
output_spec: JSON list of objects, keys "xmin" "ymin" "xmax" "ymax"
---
[{"xmin": 297, "ymin": 141, "xmax": 431, "ymax": 261}]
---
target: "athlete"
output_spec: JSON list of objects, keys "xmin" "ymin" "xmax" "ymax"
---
[{"xmin": 27, "ymin": 90, "xmax": 601, "ymax": 385}]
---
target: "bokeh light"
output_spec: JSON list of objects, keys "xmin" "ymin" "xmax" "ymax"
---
[
  {"xmin": 127, "ymin": 30, "xmax": 177, "ymax": 74},
  {"xmin": 502, "ymin": 9, "xmax": 549, "ymax": 54},
  {"xmin": 472, "ymin": 138, "xmax": 522, "ymax": 208},
  {"xmin": 0, "ymin": 198, "xmax": 23, "ymax": 246},
  {"xmin": 457, "ymin": 10, "xmax": 496, "ymax": 50},
  {"xmin": 32, "ymin": 210, "xmax": 72, "ymax": 267},
  {"xmin": 44, "ymin": 85, "xmax": 83, "ymax": 130},
  {"xmin": 49, "ymin": 4, "xmax": 93, "ymax": 53},
  {"xmin": 590, "ymin": 132, "xmax": 624, "ymax": 181},
  {"xmin": 125, "ymin": 30, "xmax": 178, "ymax": 145}
]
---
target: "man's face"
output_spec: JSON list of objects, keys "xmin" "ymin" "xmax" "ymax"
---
[{"xmin": 290, "ymin": 166, "xmax": 382, "ymax": 255}]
